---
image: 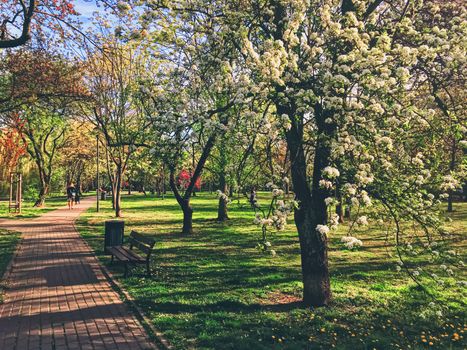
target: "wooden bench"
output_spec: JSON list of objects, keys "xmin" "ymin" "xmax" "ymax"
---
[{"xmin": 106, "ymin": 231, "xmax": 155, "ymax": 277}]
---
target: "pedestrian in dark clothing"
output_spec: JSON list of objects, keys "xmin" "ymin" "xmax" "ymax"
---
[{"xmin": 67, "ymin": 183, "xmax": 76, "ymax": 209}]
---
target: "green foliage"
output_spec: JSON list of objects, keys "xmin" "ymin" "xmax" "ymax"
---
[{"xmin": 77, "ymin": 193, "xmax": 466, "ymax": 350}]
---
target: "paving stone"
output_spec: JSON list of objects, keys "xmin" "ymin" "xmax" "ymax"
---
[{"xmin": 0, "ymin": 198, "xmax": 156, "ymax": 350}]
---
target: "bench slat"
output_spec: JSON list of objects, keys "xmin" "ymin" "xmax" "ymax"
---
[
  {"xmin": 129, "ymin": 238, "xmax": 153, "ymax": 256},
  {"xmin": 115, "ymin": 246, "xmax": 145, "ymax": 262},
  {"xmin": 130, "ymin": 231, "xmax": 156, "ymax": 246},
  {"xmin": 107, "ymin": 247, "xmax": 130, "ymax": 262},
  {"xmin": 107, "ymin": 231, "xmax": 156, "ymax": 276},
  {"xmin": 107, "ymin": 246, "xmax": 145, "ymax": 263}
]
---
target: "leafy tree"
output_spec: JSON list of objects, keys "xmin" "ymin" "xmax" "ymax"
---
[
  {"xmin": 175, "ymin": 0, "xmax": 466, "ymax": 306},
  {"xmin": 17, "ymin": 107, "xmax": 68, "ymax": 206},
  {"xmin": 59, "ymin": 121, "xmax": 96, "ymax": 194},
  {"xmin": 0, "ymin": 49, "xmax": 85, "ymax": 206},
  {"xmin": 0, "ymin": 0, "xmax": 79, "ymax": 48},
  {"xmin": 0, "ymin": 126, "xmax": 27, "ymax": 181},
  {"xmin": 139, "ymin": 7, "xmax": 250, "ymax": 234},
  {"xmin": 409, "ymin": 0, "xmax": 467, "ymax": 212},
  {"xmin": 84, "ymin": 38, "xmax": 149, "ymax": 217}
]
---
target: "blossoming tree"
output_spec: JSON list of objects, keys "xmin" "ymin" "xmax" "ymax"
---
[{"xmin": 208, "ymin": 0, "xmax": 466, "ymax": 306}]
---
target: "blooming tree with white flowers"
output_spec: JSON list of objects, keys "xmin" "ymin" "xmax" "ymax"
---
[
  {"xmin": 203, "ymin": 0, "xmax": 467, "ymax": 306},
  {"xmin": 252, "ymin": 184, "xmax": 297, "ymax": 256},
  {"xmin": 105, "ymin": 0, "xmax": 466, "ymax": 307}
]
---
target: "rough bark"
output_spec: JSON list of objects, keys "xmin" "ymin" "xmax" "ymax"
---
[
  {"xmin": 182, "ymin": 203, "xmax": 194, "ymax": 234},
  {"xmin": 217, "ymin": 172, "xmax": 229, "ymax": 221},
  {"xmin": 281, "ymin": 102, "xmax": 332, "ymax": 307},
  {"xmin": 169, "ymin": 169, "xmax": 193, "ymax": 234},
  {"xmin": 34, "ymin": 181, "xmax": 48, "ymax": 207},
  {"xmin": 114, "ymin": 164, "xmax": 123, "ymax": 217}
]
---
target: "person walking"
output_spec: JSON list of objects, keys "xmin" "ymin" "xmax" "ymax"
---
[
  {"xmin": 67, "ymin": 183, "xmax": 76, "ymax": 209},
  {"xmin": 75, "ymin": 187, "xmax": 81, "ymax": 205}
]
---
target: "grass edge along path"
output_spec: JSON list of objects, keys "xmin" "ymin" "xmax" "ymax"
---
[
  {"xmin": 0, "ymin": 196, "xmax": 70, "ymax": 220},
  {"xmin": 0, "ymin": 229, "xmax": 21, "ymax": 303},
  {"xmin": 76, "ymin": 193, "xmax": 466, "ymax": 350}
]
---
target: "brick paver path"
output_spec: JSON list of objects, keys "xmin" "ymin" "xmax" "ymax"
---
[{"xmin": 0, "ymin": 197, "xmax": 155, "ymax": 350}]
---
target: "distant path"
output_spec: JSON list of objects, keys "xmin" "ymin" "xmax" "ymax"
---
[{"xmin": 0, "ymin": 197, "xmax": 155, "ymax": 350}]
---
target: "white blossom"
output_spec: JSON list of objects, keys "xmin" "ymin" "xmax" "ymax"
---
[
  {"xmin": 356, "ymin": 216, "xmax": 369, "ymax": 226},
  {"xmin": 322, "ymin": 166, "xmax": 340, "ymax": 178},
  {"xmin": 316, "ymin": 224, "xmax": 330, "ymax": 236}
]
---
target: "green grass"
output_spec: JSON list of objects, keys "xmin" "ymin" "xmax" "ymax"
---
[
  {"xmin": 76, "ymin": 193, "xmax": 466, "ymax": 350},
  {"xmin": 0, "ymin": 196, "xmax": 72, "ymax": 219},
  {"xmin": 0, "ymin": 229, "xmax": 21, "ymax": 303}
]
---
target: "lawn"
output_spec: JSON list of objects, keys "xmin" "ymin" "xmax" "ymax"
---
[
  {"xmin": 76, "ymin": 193, "xmax": 466, "ymax": 350},
  {"xmin": 0, "ymin": 196, "xmax": 69, "ymax": 219},
  {"xmin": 0, "ymin": 229, "xmax": 20, "ymax": 303}
]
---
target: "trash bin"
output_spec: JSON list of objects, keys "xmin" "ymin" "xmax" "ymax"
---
[
  {"xmin": 101, "ymin": 191, "xmax": 107, "ymax": 200},
  {"xmin": 104, "ymin": 220, "xmax": 124, "ymax": 254}
]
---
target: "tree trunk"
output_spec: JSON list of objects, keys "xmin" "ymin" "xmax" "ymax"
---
[
  {"xmin": 447, "ymin": 194, "xmax": 453, "ymax": 212},
  {"xmin": 182, "ymin": 202, "xmax": 193, "ymax": 234},
  {"xmin": 344, "ymin": 205, "xmax": 351, "ymax": 219},
  {"xmin": 217, "ymin": 173, "xmax": 229, "ymax": 221},
  {"xmin": 34, "ymin": 183, "xmax": 48, "ymax": 207},
  {"xmin": 282, "ymin": 102, "xmax": 332, "ymax": 307},
  {"xmin": 336, "ymin": 189, "xmax": 344, "ymax": 223},
  {"xmin": 169, "ymin": 169, "xmax": 194, "ymax": 234},
  {"xmin": 34, "ymin": 171, "xmax": 49, "ymax": 207},
  {"xmin": 115, "ymin": 165, "xmax": 123, "ymax": 217},
  {"xmin": 111, "ymin": 183, "xmax": 116, "ymax": 210}
]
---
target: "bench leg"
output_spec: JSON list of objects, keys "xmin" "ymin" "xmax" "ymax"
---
[
  {"xmin": 124, "ymin": 263, "xmax": 128, "ymax": 277},
  {"xmin": 111, "ymin": 255, "xmax": 114, "ymax": 264}
]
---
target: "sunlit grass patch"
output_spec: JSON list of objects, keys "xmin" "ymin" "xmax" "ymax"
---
[
  {"xmin": 0, "ymin": 196, "xmax": 69, "ymax": 219},
  {"xmin": 76, "ymin": 193, "xmax": 466, "ymax": 350}
]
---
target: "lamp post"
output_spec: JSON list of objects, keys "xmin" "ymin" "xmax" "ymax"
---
[{"xmin": 96, "ymin": 134, "xmax": 100, "ymax": 212}]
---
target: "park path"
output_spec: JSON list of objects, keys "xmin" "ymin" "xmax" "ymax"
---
[{"xmin": 0, "ymin": 197, "xmax": 155, "ymax": 350}]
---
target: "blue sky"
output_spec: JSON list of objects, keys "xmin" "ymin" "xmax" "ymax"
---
[{"xmin": 74, "ymin": 0, "xmax": 100, "ymax": 21}]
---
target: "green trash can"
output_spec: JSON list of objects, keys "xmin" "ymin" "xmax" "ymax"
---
[{"xmin": 104, "ymin": 220, "xmax": 124, "ymax": 254}]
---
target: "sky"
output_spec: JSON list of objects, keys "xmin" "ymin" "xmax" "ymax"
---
[{"xmin": 74, "ymin": 0, "xmax": 101, "ymax": 22}]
